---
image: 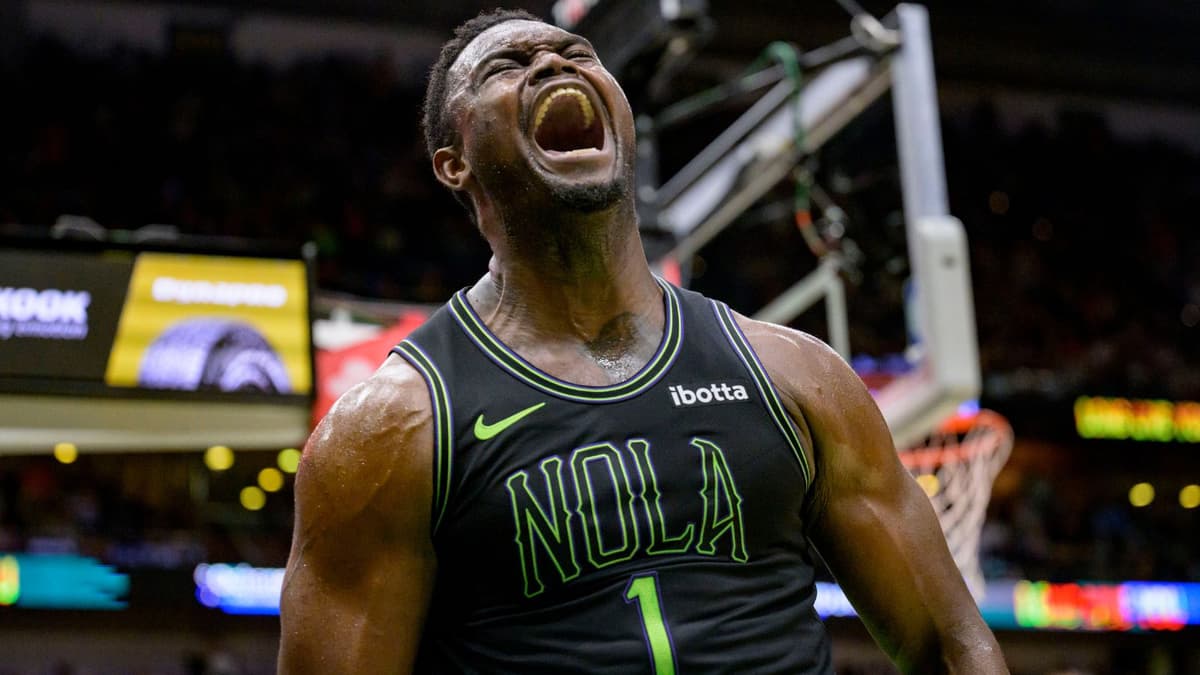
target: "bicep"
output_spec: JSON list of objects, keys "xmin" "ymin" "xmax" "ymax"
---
[
  {"xmin": 279, "ymin": 530, "xmax": 435, "ymax": 673},
  {"xmin": 805, "ymin": 397, "xmax": 961, "ymax": 665},
  {"xmin": 279, "ymin": 526, "xmax": 436, "ymax": 674},
  {"xmin": 797, "ymin": 352, "xmax": 981, "ymax": 670},
  {"xmin": 739, "ymin": 318, "xmax": 984, "ymax": 670},
  {"xmin": 278, "ymin": 370, "xmax": 437, "ymax": 674}
]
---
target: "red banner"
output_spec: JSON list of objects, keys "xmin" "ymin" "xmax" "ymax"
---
[{"xmin": 312, "ymin": 311, "xmax": 427, "ymax": 426}]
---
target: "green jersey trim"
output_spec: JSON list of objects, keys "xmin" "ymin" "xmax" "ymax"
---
[
  {"xmin": 448, "ymin": 279, "xmax": 683, "ymax": 403},
  {"xmin": 712, "ymin": 302, "xmax": 813, "ymax": 490},
  {"xmin": 395, "ymin": 339, "xmax": 455, "ymax": 533}
]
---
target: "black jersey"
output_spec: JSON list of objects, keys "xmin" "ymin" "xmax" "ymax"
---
[{"xmin": 394, "ymin": 281, "xmax": 832, "ymax": 674}]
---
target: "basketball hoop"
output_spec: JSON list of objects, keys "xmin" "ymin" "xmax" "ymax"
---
[{"xmin": 898, "ymin": 408, "xmax": 1013, "ymax": 599}]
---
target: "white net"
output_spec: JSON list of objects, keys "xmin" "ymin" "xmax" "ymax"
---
[{"xmin": 897, "ymin": 409, "xmax": 1013, "ymax": 598}]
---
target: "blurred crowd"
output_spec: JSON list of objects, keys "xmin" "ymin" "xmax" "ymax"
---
[
  {"xmin": 982, "ymin": 472, "xmax": 1200, "ymax": 583},
  {"xmin": 4, "ymin": 449, "xmax": 1197, "ymax": 587},
  {"xmin": 1, "ymin": 38, "xmax": 1198, "ymax": 588},
  {"xmin": 3, "ymin": 37, "xmax": 1198, "ymax": 398},
  {"xmin": 948, "ymin": 104, "xmax": 1200, "ymax": 402},
  {"xmin": 0, "ymin": 38, "xmax": 488, "ymax": 302},
  {"xmin": 0, "ymin": 452, "xmax": 292, "ymax": 571}
]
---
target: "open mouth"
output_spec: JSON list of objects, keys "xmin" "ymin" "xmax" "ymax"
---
[{"xmin": 531, "ymin": 87, "xmax": 605, "ymax": 154}]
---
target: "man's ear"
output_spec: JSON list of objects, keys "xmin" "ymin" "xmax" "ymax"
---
[{"xmin": 433, "ymin": 146, "xmax": 471, "ymax": 192}]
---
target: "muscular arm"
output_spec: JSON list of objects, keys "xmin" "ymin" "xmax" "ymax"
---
[
  {"xmin": 738, "ymin": 316, "xmax": 1007, "ymax": 674},
  {"xmin": 278, "ymin": 356, "xmax": 437, "ymax": 674}
]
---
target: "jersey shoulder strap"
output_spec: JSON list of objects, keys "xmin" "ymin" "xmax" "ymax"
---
[
  {"xmin": 390, "ymin": 303, "xmax": 459, "ymax": 533},
  {"xmin": 675, "ymin": 287, "xmax": 814, "ymax": 489}
]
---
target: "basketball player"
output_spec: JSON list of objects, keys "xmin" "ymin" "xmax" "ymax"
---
[{"xmin": 278, "ymin": 9, "xmax": 1007, "ymax": 674}]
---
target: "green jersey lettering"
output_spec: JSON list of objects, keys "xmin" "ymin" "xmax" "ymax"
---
[
  {"xmin": 506, "ymin": 456, "xmax": 582, "ymax": 597},
  {"xmin": 624, "ymin": 572, "xmax": 677, "ymax": 675},
  {"xmin": 628, "ymin": 439, "xmax": 694, "ymax": 555},
  {"xmin": 571, "ymin": 443, "xmax": 641, "ymax": 569},
  {"xmin": 693, "ymin": 438, "xmax": 749, "ymax": 562}
]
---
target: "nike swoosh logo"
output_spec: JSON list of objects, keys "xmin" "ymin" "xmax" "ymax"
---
[{"xmin": 474, "ymin": 402, "xmax": 546, "ymax": 441}]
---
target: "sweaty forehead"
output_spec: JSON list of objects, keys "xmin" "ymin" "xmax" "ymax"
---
[{"xmin": 448, "ymin": 20, "xmax": 579, "ymax": 88}]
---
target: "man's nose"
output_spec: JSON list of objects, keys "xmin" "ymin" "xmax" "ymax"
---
[{"xmin": 529, "ymin": 52, "xmax": 578, "ymax": 82}]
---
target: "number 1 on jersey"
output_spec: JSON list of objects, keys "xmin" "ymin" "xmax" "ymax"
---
[{"xmin": 624, "ymin": 572, "xmax": 677, "ymax": 675}]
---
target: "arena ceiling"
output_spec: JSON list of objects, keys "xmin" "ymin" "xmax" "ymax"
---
[{"xmin": 109, "ymin": 0, "xmax": 1200, "ymax": 105}]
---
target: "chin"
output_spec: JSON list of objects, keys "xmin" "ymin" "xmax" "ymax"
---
[
  {"xmin": 543, "ymin": 173, "xmax": 631, "ymax": 213},
  {"xmin": 526, "ymin": 134, "xmax": 631, "ymax": 213}
]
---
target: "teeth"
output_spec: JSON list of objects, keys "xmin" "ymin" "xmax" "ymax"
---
[{"xmin": 532, "ymin": 87, "xmax": 594, "ymax": 134}]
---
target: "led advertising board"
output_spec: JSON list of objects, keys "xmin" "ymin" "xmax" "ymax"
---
[
  {"xmin": 188, "ymin": 567, "xmax": 1200, "ymax": 632},
  {"xmin": 104, "ymin": 252, "xmax": 311, "ymax": 395},
  {"xmin": 0, "ymin": 236, "xmax": 314, "ymax": 452},
  {"xmin": 0, "ymin": 554, "xmax": 128, "ymax": 610},
  {"xmin": 1075, "ymin": 396, "xmax": 1200, "ymax": 443},
  {"xmin": 0, "ymin": 246, "xmax": 311, "ymax": 398},
  {"xmin": 0, "ymin": 249, "xmax": 132, "ymax": 383},
  {"xmin": 816, "ymin": 580, "xmax": 1200, "ymax": 632}
]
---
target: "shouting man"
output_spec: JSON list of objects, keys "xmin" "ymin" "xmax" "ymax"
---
[{"xmin": 279, "ymin": 9, "xmax": 1007, "ymax": 674}]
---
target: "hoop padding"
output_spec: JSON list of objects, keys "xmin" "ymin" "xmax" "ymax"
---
[{"xmin": 897, "ymin": 410, "xmax": 1013, "ymax": 598}]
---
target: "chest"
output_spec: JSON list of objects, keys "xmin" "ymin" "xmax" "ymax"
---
[{"xmin": 436, "ymin": 385, "xmax": 810, "ymax": 604}]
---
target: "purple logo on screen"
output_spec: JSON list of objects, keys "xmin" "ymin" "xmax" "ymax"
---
[{"xmin": 138, "ymin": 318, "xmax": 291, "ymax": 394}]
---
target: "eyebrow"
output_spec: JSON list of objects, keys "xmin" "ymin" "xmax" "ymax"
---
[{"xmin": 474, "ymin": 35, "xmax": 594, "ymax": 73}]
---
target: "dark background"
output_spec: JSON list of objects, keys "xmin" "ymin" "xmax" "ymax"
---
[{"xmin": 0, "ymin": 1, "xmax": 1198, "ymax": 673}]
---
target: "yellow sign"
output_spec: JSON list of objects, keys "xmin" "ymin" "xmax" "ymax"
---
[{"xmin": 106, "ymin": 253, "xmax": 311, "ymax": 394}]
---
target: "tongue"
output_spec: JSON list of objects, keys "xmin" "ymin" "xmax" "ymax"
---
[{"xmin": 534, "ymin": 95, "xmax": 603, "ymax": 153}]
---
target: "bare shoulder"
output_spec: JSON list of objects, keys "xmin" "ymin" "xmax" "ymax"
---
[
  {"xmin": 297, "ymin": 353, "xmax": 434, "ymax": 531},
  {"xmin": 729, "ymin": 311, "xmax": 896, "ymax": 499},
  {"xmin": 729, "ymin": 312, "xmax": 865, "ymax": 420},
  {"xmin": 280, "ymin": 353, "xmax": 437, "ymax": 673}
]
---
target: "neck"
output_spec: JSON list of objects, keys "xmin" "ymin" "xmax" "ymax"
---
[{"xmin": 470, "ymin": 198, "xmax": 662, "ymax": 347}]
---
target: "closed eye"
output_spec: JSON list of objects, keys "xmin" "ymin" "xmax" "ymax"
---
[{"xmin": 484, "ymin": 59, "xmax": 521, "ymax": 79}]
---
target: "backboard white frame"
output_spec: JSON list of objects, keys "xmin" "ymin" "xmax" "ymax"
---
[{"xmin": 653, "ymin": 4, "xmax": 979, "ymax": 447}]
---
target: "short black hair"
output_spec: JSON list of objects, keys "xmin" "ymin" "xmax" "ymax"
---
[{"xmin": 421, "ymin": 8, "xmax": 543, "ymax": 161}]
